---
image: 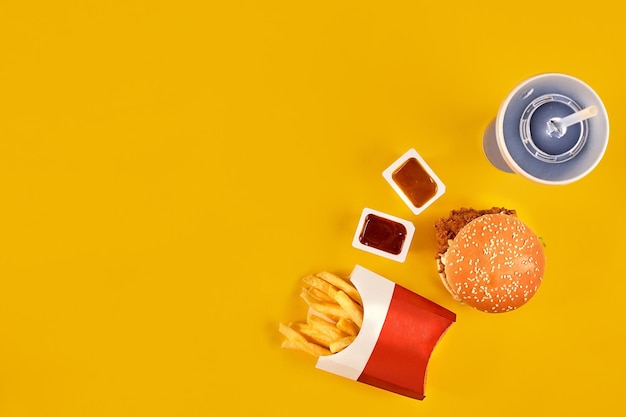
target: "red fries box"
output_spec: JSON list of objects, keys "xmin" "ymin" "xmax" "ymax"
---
[{"xmin": 316, "ymin": 265, "xmax": 456, "ymax": 400}]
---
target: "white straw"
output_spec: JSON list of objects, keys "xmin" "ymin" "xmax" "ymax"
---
[{"xmin": 547, "ymin": 106, "xmax": 598, "ymax": 138}]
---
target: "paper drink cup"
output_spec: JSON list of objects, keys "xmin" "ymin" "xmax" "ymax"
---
[
  {"xmin": 483, "ymin": 73, "xmax": 609, "ymax": 185},
  {"xmin": 316, "ymin": 265, "xmax": 456, "ymax": 400}
]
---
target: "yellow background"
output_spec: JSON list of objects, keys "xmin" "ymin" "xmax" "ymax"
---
[{"xmin": 1, "ymin": 1, "xmax": 624, "ymax": 416}]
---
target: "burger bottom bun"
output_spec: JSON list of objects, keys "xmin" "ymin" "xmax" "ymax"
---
[{"xmin": 436, "ymin": 256, "xmax": 462, "ymax": 302}]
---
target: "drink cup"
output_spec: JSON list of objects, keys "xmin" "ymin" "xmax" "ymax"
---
[{"xmin": 483, "ymin": 73, "xmax": 609, "ymax": 184}]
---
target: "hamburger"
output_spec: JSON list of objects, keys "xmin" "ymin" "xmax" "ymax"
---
[{"xmin": 434, "ymin": 208, "xmax": 546, "ymax": 313}]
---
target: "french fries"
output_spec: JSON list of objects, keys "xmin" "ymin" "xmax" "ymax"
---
[
  {"xmin": 334, "ymin": 290, "xmax": 364, "ymax": 328},
  {"xmin": 330, "ymin": 336, "xmax": 356, "ymax": 354},
  {"xmin": 336, "ymin": 317, "xmax": 360, "ymax": 336},
  {"xmin": 279, "ymin": 271, "xmax": 363, "ymax": 356},
  {"xmin": 315, "ymin": 271, "xmax": 362, "ymax": 305}
]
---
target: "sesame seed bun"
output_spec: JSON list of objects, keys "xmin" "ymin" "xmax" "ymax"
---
[{"xmin": 438, "ymin": 213, "xmax": 545, "ymax": 313}]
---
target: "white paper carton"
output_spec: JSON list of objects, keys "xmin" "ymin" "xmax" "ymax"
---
[{"xmin": 316, "ymin": 265, "xmax": 456, "ymax": 400}]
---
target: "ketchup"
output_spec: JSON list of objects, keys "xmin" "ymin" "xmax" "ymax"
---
[{"xmin": 358, "ymin": 214, "xmax": 407, "ymax": 255}]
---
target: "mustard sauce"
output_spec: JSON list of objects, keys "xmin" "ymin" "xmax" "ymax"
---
[{"xmin": 391, "ymin": 157, "xmax": 437, "ymax": 208}]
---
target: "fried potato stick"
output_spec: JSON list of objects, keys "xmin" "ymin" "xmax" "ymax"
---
[
  {"xmin": 307, "ymin": 314, "xmax": 347, "ymax": 340},
  {"xmin": 316, "ymin": 271, "xmax": 362, "ymax": 305},
  {"xmin": 302, "ymin": 274, "xmax": 339, "ymax": 299},
  {"xmin": 329, "ymin": 336, "xmax": 356, "ymax": 354},
  {"xmin": 278, "ymin": 323, "xmax": 331, "ymax": 356},
  {"xmin": 334, "ymin": 290, "xmax": 363, "ymax": 328},
  {"xmin": 336, "ymin": 318, "xmax": 360, "ymax": 336}
]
